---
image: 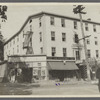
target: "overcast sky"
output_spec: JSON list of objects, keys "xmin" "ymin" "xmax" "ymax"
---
[{"xmin": 1, "ymin": 3, "xmax": 100, "ymax": 40}]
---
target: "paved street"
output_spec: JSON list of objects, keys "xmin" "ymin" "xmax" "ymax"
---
[{"xmin": 0, "ymin": 80, "xmax": 100, "ymax": 96}]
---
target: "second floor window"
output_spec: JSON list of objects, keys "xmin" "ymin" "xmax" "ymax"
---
[
  {"xmin": 40, "ymin": 32, "xmax": 42, "ymax": 42},
  {"xmin": 74, "ymin": 21, "xmax": 77, "ymax": 29},
  {"xmin": 76, "ymin": 51, "xmax": 80, "ymax": 60},
  {"xmin": 85, "ymin": 23, "xmax": 89, "ymax": 31},
  {"xmin": 93, "ymin": 24, "xmax": 96, "ymax": 32},
  {"xmin": 51, "ymin": 31, "xmax": 55, "ymax": 41},
  {"xmin": 63, "ymin": 48, "xmax": 67, "ymax": 57},
  {"xmin": 62, "ymin": 33, "xmax": 66, "ymax": 41},
  {"xmin": 61, "ymin": 18, "xmax": 65, "ymax": 27},
  {"xmin": 96, "ymin": 50, "xmax": 99, "ymax": 58},
  {"xmin": 50, "ymin": 16, "xmax": 54, "ymax": 25},
  {"xmin": 52, "ymin": 47, "xmax": 56, "ymax": 57},
  {"xmin": 87, "ymin": 49, "xmax": 91, "ymax": 58}
]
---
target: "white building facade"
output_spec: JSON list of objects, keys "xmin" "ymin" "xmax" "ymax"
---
[{"xmin": 4, "ymin": 12, "xmax": 100, "ymax": 81}]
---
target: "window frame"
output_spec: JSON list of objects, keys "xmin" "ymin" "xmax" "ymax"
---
[
  {"xmin": 63, "ymin": 48, "xmax": 67, "ymax": 57},
  {"xmin": 51, "ymin": 31, "xmax": 55, "ymax": 41},
  {"xmin": 74, "ymin": 21, "xmax": 77, "ymax": 29},
  {"xmin": 61, "ymin": 18, "xmax": 65, "ymax": 27},
  {"xmin": 51, "ymin": 47, "xmax": 56, "ymax": 57},
  {"xmin": 50, "ymin": 16, "xmax": 55, "ymax": 25},
  {"xmin": 62, "ymin": 33, "xmax": 66, "ymax": 42},
  {"xmin": 87, "ymin": 49, "xmax": 91, "ymax": 58}
]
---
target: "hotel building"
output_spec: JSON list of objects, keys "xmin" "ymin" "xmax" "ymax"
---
[{"xmin": 3, "ymin": 12, "xmax": 100, "ymax": 81}]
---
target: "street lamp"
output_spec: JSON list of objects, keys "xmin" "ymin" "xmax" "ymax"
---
[{"xmin": 73, "ymin": 5, "xmax": 91, "ymax": 80}]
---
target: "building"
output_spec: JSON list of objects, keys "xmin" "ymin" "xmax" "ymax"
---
[{"xmin": 3, "ymin": 12, "xmax": 100, "ymax": 82}]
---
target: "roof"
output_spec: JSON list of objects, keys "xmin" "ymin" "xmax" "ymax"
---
[{"xmin": 4, "ymin": 11, "xmax": 100, "ymax": 45}]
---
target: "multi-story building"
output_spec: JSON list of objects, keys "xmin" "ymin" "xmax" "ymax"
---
[{"xmin": 4, "ymin": 12, "xmax": 100, "ymax": 81}]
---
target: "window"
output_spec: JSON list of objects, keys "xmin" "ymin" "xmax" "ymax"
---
[
  {"xmin": 76, "ymin": 51, "xmax": 80, "ymax": 60},
  {"xmin": 13, "ymin": 48, "xmax": 14, "ymax": 54},
  {"xmin": 30, "ymin": 25, "xmax": 32, "ymax": 31},
  {"xmin": 51, "ymin": 31, "xmax": 55, "ymax": 41},
  {"xmin": 10, "ymin": 41, "xmax": 11, "ymax": 47},
  {"xmin": 87, "ymin": 50, "xmax": 91, "ymax": 58},
  {"xmin": 93, "ymin": 24, "xmax": 96, "ymax": 32},
  {"xmin": 23, "ymin": 31, "xmax": 24, "ymax": 38},
  {"xmin": 39, "ymin": 32, "xmax": 42, "ymax": 42},
  {"xmin": 50, "ymin": 16, "xmax": 54, "ymax": 25},
  {"xmin": 96, "ymin": 50, "xmax": 99, "ymax": 58},
  {"xmin": 17, "ymin": 36, "xmax": 19, "ymax": 42},
  {"xmin": 61, "ymin": 18, "xmax": 65, "ymax": 27},
  {"xmin": 29, "ymin": 19, "xmax": 32, "ymax": 23},
  {"xmin": 74, "ymin": 21, "xmax": 77, "ymax": 29},
  {"xmin": 9, "ymin": 50, "xmax": 10, "ymax": 55},
  {"xmin": 85, "ymin": 23, "xmax": 88, "ymax": 31},
  {"xmin": 39, "ymin": 17, "xmax": 42, "ymax": 27},
  {"xmin": 17, "ymin": 45, "xmax": 19, "ymax": 53},
  {"xmin": 52, "ymin": 47, "xmax": 56, "ymax": 57},
  {"xmin": 62, "ymin": 33, "xmax": 66, "ymax": 41},
  {"xmin": 87, "ymin": 39, "xmax": 90, "ymax": 44},
  {"xmin": 95, "ymin": 41, "xmax": 98, "ymax": 45},
  {"xmin": 13, "ymin": 38, "xmax": 15, "ymax": 44},
  {"xmin": 40, "ymin": 47, "xmax": 43, "ymax": 54},
  {"xmin": 63, "ymin": 48, "xmax": 67, "ymax": 57}
]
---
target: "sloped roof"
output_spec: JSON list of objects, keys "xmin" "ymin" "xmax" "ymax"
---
[{"xmin": 4, "ymin": 11, "xmax": 100, "ymax": 45}]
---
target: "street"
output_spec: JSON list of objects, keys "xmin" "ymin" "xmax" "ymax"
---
[{"xmin": 0, "ymin": 80, "xmax": 100, "ymax": 96}]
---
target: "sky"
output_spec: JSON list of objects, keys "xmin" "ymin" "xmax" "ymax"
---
[{"xmin": 1, "ymin": 3, "xmax": 100, "ymax": 40}]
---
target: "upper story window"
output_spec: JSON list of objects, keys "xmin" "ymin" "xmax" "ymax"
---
[
  {"xmin": 39, "ymin": 17, "xmax": 42, "ymax": 27},
  {"xmin": 63, "ymin": 48, "xmax": 67, "ymax": 57},
  {"xmin": 40, "ymin": 47, "xmax": 43, "ymax": 54},
  {"xmin": 93, "ymin": 24, "xmax": 96, "ymax": 32},
  {"xmin": 39, "ymin": 32, "xmax": 42, "ymax": 42},
  {"xmin": 74, "ymin": 21, "xmax": 77, "ymax": 29},
  {"xmin": 62, "ymin": 33, "xmax": 66, "ymax": 41},
  {"xmin": 30, "ymin": 25, "xmax": 32, "ymax": 31},
  {"xmin": 61, "ymin": 18, "xmax": 65, "ymax": 27},
  {"xmin": 51, "ymin": 47, "xmax": 56, "ymax": 57},
  {"xmin": 50, "ymin": 16, "xmax": 54, "ymax": 25},
  {"xmin": 29, "ymin": 19, "xmax": 32, "ymax": 23},
  {"xmin": 17, "ymin": 36, "xmax": 19, "ymax": 42},
  {"xmin": 87, "ymin": 39, "xmax": 90, "ymax": 44},
  {"xmin": 85, "ymin": 23, "xmax": 89, "ymax": 31},
  {"xmin": 10, "ymin": 41, "xmax": 11, "ymax": 47},
  {"xmin": 13, "ymin": 38, "xmax": 15, "ymax": 44},
  {"xmin": 94, "ymin": 37, "xmax": 98, "ymax": 45},
  {"xmin": 87, "ymin": 49, "xmax": 91, "ymax": 58},
  {"xmin": 96, "ymin": 50, "xmax": 99, "ymax": 58},
  {"xmin": 76, "ymin": 51, "xmax": 80, "ymax": 60},
  {"xmin": 17, "ymin": 45, "xmax": 19, "ymax": 53},
  {"xmin": 51, "ymin": 31, "xmax": 55, "ymax": 41},
  {"xmin": 23, "ymin": 31, "xmax": 24, "ymax": 38}
]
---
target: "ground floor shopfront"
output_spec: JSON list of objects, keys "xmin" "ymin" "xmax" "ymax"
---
[{"xmin": 7, "ymin": 55, "xmax": 81, "ymax": 83}]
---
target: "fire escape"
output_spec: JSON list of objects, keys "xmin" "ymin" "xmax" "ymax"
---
[{"xmin": 23, "ymin": 31, "xmax": 34, "ymax": 54}]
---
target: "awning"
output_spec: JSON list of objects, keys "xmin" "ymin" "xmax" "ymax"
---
[{"xmin": 48, "ymin": 61, "xmax": 78, "ymax": 70}]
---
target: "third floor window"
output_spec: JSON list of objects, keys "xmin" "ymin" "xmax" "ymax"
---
[
  {"xmin": 74, "ymin": 21, "xmax": 77, "ymax": 29},
  {"xmin": 61, "ymin": 18, "xmax": 65, "ymax": 27}
]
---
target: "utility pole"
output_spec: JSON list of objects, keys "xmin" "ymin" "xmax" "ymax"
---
[{"xmin": 73, "ymin": 5, "xmax": 91, "ymax": 80}]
